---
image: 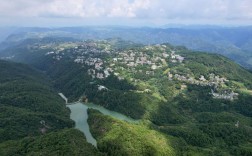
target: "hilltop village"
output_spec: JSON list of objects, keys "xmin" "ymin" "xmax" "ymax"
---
[{"xmin": 44, "ymin": 40, "xmax": 239, "ymax": 100}]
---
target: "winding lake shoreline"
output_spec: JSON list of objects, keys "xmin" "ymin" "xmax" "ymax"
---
[{"xmin": 67, "ymin": 102, "xmax": 139, "ymax": 147}]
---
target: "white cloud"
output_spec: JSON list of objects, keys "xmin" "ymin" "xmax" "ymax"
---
[
  {"xmin": 0, "ymin": 0, "xmax": 151, "ymax": 18},
  {"xmin": 107, "ymin": 0, "xmax": 150, "ymax": 17},
  {"xmin": 0, "ymin": 0, "xmax": 251, "ymax": 26}
]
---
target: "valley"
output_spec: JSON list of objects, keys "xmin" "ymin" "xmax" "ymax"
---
[
  {"xmin": 0, "ymin": 60, "xmax": 100, "ymax": 155},
  {"xmin": 1, "ymin": 0, "xmax": 252, "ymax": 155},
  {"xmin": 0, "ymin": 37, "xmax": 252, "ymax": 155}
]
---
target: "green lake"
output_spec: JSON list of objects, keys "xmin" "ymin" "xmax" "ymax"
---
[{"xmin": 67, "ymin": 102, "xmax": 138, "ymax": 147}]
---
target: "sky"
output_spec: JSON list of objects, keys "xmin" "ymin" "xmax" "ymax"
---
[{"xmin": 0, "ymin": 0, "xmax": 252, "ymax": 27}]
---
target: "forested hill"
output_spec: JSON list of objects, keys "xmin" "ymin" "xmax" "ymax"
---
[
  {"xmin": 0, "ymin": 38, "xmax": 252, "ymax": 155},
  {"xmin": 0, "ymin": 60, "xmax": 100, "ymax": 155}
]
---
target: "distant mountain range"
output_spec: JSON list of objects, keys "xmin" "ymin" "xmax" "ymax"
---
[{"xmin": 1, "ymin": 26, "xmax": 252, "ymax": 69}]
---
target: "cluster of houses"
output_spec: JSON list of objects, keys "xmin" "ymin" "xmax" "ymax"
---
[
  {"xmin": 111, "ymin": 48, "xmax": 183, "ymax": 76},
  {"xmin": 113, "ymin": 51, "xmax": 156, "ymax": 67},
  {"xmin": 87, "ymin": 68, "xmax": 112, "ymax": 79},
  {"xmin": 211, "ymin": 89, "xmax": 238, "ymax": 100},
  {"xmin": 172, "ymin": 73, "xmax": 228, "ymax": 87},
  {"xmin": 47, "ymin": 41, "xmax": 112, "ymax": 61},
  {"xmin": 46, "ymin": 41, "xmax": 115, "ymax": 79},
  {"xmin": 82, "ymin": 56, "xmax": 114, "ymax": 79},
  {"xmin": 83, "ymin": 58, "xmax": 104, "ymax": 70},
  {"xmin": 170, "ymin": 51, "xmax": 185, "ymax": 63},
  {"xmin": 170, "ymin": 72, "xmax": 238, "ymax": 100},
  {"xmin": 46, "ymin": 41, "xmax": 187, "ymax": 80}
]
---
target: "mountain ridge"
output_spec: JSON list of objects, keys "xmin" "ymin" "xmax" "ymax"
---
[{"xmin": 1, "ymin": 26, "xmax": 252, "ymax": 69}]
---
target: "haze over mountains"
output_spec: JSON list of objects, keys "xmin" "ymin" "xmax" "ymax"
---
[{"xmin": 1, "ymin": 26, "xmax": 252, "ymax": 69}]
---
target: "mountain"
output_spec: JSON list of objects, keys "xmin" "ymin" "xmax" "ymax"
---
[
  {"xmin": 0, "ymin": 37, "xmax": 251, "ymax": 155},
  {"xmin": 0, "ymin": 60, "xmax": 100, "ymax": 155},
  {"xmin": 0, "ymin": 27, "xmax": 18, "ymax": 43},
  {"xmin": 1, "ymin": 26, "xmax": 252, "ymax": 69}
]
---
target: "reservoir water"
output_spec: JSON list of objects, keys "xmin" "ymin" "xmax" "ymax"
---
[{"xmin": 67, "ymin": 102, "xmax": 138, "ymax": 147}]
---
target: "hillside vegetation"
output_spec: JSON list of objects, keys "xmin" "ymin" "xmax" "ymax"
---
[
  {"xmin": 88, "ymin": 109, "xmax": 176, "ymax": 156},
  {"xmin": 0, "ymin": 60, "xmax": 99, "ymax": 155},
  {"xmin": 0, "ymin": 129, "xmax": 101, "ymax": 156},
  {"xmin": 0, "ymin": 38, "xmax": 252, "ymax": 155}
]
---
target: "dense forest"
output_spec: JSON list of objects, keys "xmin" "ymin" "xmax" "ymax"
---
[
  {"xmin": 0, "ymin": 60, "xmax": 99, "ymax": 155},
  {"xmin": 0, "ymin": 129, "xmax": 101, "ymax": 156}
]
